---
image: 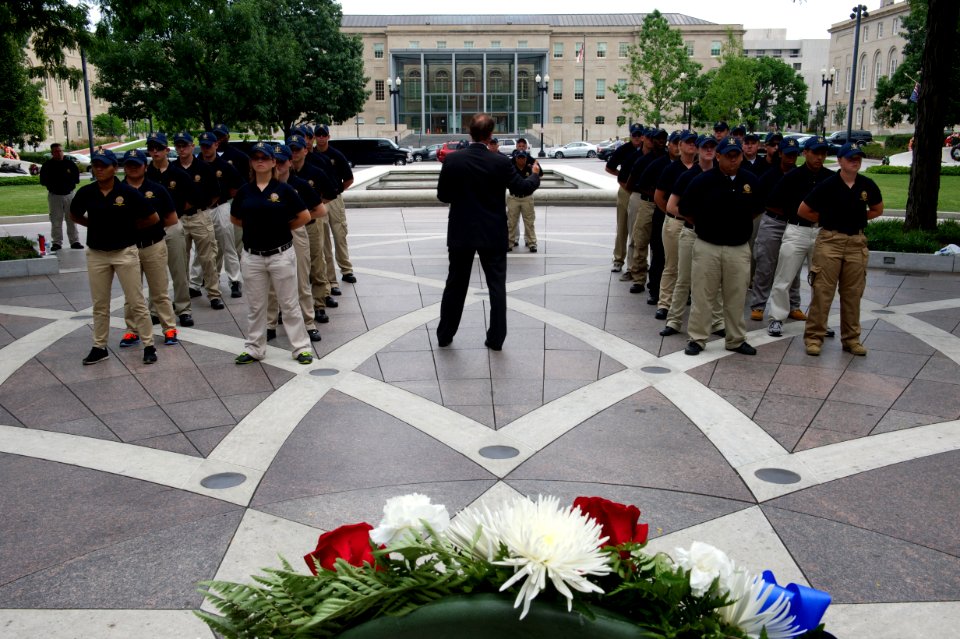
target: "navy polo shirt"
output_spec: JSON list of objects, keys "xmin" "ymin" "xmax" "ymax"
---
[
  {"xmin": 231, "ymin": 179, "xmax": 307, "ymax": 252},
  {"xmin": 220, "ymin": 144, "xmax": 250, "ymax": 182},
  {"xmin": 768, "ymin": 165, "xmax": 834, "ymax": 223},
  {"xmin": 657, "ymin": 159, "xmax": 695, "ymax": 196},
  {"xmin": 508, "ymin": 161, "xmax": 535, "ymax": 196},
  {"xmin": 741, "ymin": 157, "xmax": 765, "ymax": 175},
  {"xmin": 70, "ymin": 178, "xmax": 154, "ymax": 251},
  {"xmin": 175, "ymin": 156, "xmax": 219, "ymax": 210},
  {"xmin": 125, "ymin": 178, "xmax": 175, "ymax": 247},
  {"xmin": 203, "ymin": 155, "xmax": 243, "ymax": 204},
  {"xmin": 758, "ymin": 164, "xmax": 792, "ymax": 213},
  {"xmin": 315, "ymin": 145, "xmax": 353, "ymax": 193},
  {"xmin": 803, "ymin": 173, "xmax": 882, "ymax": 235},
  {"xmin": 291, "ymin": 162, "xmax": 338, "ymax": 202},
  {"xmin": 670, "ymin": 165, "xmax": 704, "ymax": 198},
  {"xmin": 288, "ymin": 175, "xmax": 322, "ymax": 212},
  {"xmin": 605, "ymin": 142, "xmax": 641, "ymax": 185},
  {"xmin": 636, "ymin": 153, "xmax": 671, "ymax": 198},
  {"xmin": 39, "ymin": 158, "xmax": 80, "ymax": 195},
  {"xmin": 146, "ymin": 162, "xmax": 192, "ymax": 215},
  {"xmin": 680, "ymin": 167, "xmax": 764, "ymax": 246}
]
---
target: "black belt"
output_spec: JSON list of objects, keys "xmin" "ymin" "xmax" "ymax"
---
[
  {"xmin": 665, "ymin": 211, "xmax": 682, "ymax": 220},
  {"xmin": 136, "ymin": 236, "xmax": 164, "ymax": 249},
  {"xmin": 245, "ymin": 241, "xmax": 292, "ymax": 257},
  {"xmin": 788, "ymin": 219, "xmax": 819, "ymax": 228},
  {"xmin": 639, "ymin": 193, "xmax": 654, "ymax": 202}
]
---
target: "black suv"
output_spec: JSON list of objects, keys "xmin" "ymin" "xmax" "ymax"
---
[
  {"xmin": 825, "ymin": 130, "xmax": 873, "ymax": 145},
  {"xmin": 329, "ymin": 138, "xmax": 411, "ymax": 167}
]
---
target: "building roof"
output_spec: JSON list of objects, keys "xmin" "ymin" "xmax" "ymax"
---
[{"xmin": 341, "ymin": 14, "xmax": 717, "ymax": 28}]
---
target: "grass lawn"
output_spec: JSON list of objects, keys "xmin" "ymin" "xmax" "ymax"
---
[{"xmin": 0, "ymin": 185, "xmax": 51, "ymax": 215}]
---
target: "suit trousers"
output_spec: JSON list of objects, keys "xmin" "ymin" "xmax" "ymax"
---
[
  {"xmin": 323, "ymin": 195, "xmax": 353, "ymax": 282},
  {"xmin": 804, "ymin": 230, "xmax": 868, "ymax": 348},
  {"xmin": 47, "ymin": 192, "xmax": 79, "ymax": 245},
  {"xmin": 125, "ymin": 241, "xmax": 176, "ymax": 334},
  {"xmin": 665, "ymin": 227, "xmax": 724, "ymax": 333},
  {"xmin": 181, "ymin": 210, "xmax": 222, "ymax": 300},
  {"xmin": 658, "ymin": 215, "xmax": 684, "ymax": 310},
  {"xmin": 87, "ymin": 246, "xmax": 153, "ymax": 348},
  {"xmin": 767, "ymin": 223, "xmax": 818, "ymax": 321},
  {"xmin": 267, "ymin": 227, "xmax": 316, "ymax": 331},
  {"xmin": 626, "ymin": 195, "xmax": 653, "ymax": 284},
  {"xmin": 437, "ymin": 248, "xmax": 507, "ymax": 348},
  {"xmin": 160, "ymin": 220, "xmax": 191, "ymax": 316},
  {"xmin": 506, "ymin": 194, "xmax": 537, "ymax": 247},
  {"xmin": 749, "ymin": 215, "xmax": 800, "ymax": 312},
  {"xmin": 306, "ymin": 220, "xmax": 331, "ymax": 307},
  {"xmin": 612, "ymin": 185, "xmax": 630, "ymax": 266},
  {"xmin": 241, "ymin": 247, "xmax": 310, "ymax": 359},
  {"xmin": 688, "ymin": 239, "xmax": 750, "ymax": 350},
  {"xmin": 190, "ymin": 201, "xmax": 241, "ymax": 287}
]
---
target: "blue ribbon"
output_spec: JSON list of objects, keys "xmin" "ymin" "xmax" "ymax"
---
[{"xmin": 759, "ymin": 570, "xmax": 832, "ymax": 634}]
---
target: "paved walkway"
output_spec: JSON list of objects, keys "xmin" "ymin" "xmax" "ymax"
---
[{"xmin": 1, "ymin": 206, "xmax": 959, "ymax": 638}]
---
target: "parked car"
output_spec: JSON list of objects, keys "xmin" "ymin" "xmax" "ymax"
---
[
  {"xmin": 437, "ymin": 140, "xmax": 467, "ymax": 163},
  {"xmin": 42, "ymin": 152, "xmax": 91, "ymax": 171},
  {"xmin": 409, "ymin": 143, "xmax": 442, "ymax": 162},
  {"xmin": 496, "ymin": 138, "xmax": 518, "ymax": 156},
  {"xmin": 596, "ymin": 140, "xmax": 624, "ymax": 160},
  {"xmin": 548, "ymin": 141, "xmax": 598, "ymax": 159},
  {"xmin": 328, "ymin": 138, "xmax": 411, "ymax": 166},
  {"xmin": 825, "ymin": 130, "xmax": 873, "ymax": 146}
]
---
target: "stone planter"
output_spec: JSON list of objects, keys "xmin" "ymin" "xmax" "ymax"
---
[
  {"xmin": 0, "ymin": 255, "xmax": 60, "ymax": 278},
  {"xmin": 868, "ymin": 251, "xmax": 959, "ymax": 273}
]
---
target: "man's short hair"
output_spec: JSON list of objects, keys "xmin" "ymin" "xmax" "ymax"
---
[
  {"xmin": 50, "ymin": 143, "xmax": 62, "ymax": 150},
  {"xmin": 469, "ymin": 113, "xmax": 495, "ymax": 143},
  {"xmin": 517, "ymin": 137, "xmax": 527, "ymax": 145}
]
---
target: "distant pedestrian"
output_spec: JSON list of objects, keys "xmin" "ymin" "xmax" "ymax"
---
[{"xmin": 39, "ymin": 143, "xmax": 83, "ymax": 251}]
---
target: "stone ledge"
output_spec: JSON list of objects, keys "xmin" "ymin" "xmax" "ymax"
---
[
  {"xmin": 868, "ymin": 251, "xmax": 958, "ymax": 273},
  {"xmin": 0, "ymin": 255, "xmax": 60, "ymax": 278}
]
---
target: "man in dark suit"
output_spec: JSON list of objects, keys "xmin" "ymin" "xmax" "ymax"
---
[{"xmin": 436, "ymin": 113, "xmax": 541, "ymax": 351}]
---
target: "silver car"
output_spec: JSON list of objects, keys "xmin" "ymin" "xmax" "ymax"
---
[{"xmin": 549, "ymin": 141, "xmax": 598, "ymax": 159}]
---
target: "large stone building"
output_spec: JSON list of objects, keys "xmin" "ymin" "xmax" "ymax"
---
[
  {"xmin": 826, "ymin": 0, "xmax": 911, "ymax": 134},
  {"xmin": 338, "ymin": 14, "xmax": 743, "ymax": 145}
]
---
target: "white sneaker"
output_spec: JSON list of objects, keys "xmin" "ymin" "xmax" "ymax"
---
[{"xmin": 768, "ymin": 320, "xmax": 783, "ymax": 337}]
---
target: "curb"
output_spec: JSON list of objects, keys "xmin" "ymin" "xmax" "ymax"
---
[
  {"xmin": 0, "ymin": 254, "xmax": 60, "ymax": 279},
  {"xmin": 869, "ymin": 251, "xmax": 959, "ymax": 273}
]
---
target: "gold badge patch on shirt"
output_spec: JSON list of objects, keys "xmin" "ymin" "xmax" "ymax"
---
[
  {"xmin": 269, "ymin": 193, "xmax": 280, "ymax": 202},
  {"xmin": 743, "ymin": 184, "xmax": 752, "ymax": 194},
  {"xmin": 308, "ymin": 180, "xmax": 314, "ymax": 186},
  {"xmin": 114, "ymin": 196, "xmax": 125, "ymax": 206},
  {"xmin": 861, "ymin": 191, "xmax": 868, "ymax": 202},
  {"xmin": 145, "ymin": 191, "xmax": 154, "ymax": 199},
  {"xmin": 168, "ymin": 181, "xmax": 176, "ymax": 189},
  {"xmin": 194, "ymin": 175, "xmax": 201, "ymax": 182},
  {"xmin": 216, "ymin": 170, "xmax": 223, "ymax": 178}
]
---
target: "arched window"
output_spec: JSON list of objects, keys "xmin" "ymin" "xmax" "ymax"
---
[
  {"xmin": 888, "ymin": 48, "xmax": 898, "ymax": 79},
  {"xmin": 407, "ymin": 69, "xmax": 422, "ymax": 99},
  {"xmin": 873, "ymin": 51, "xmax": 882, "ymax": 88},
  {"xmin": 489, "ymin": 69, "xmax": 505, "ymax": 93},
  {"xmin": 859, "ymin": 54, "xmax": 868, "ymax": 90},
  {"xmin": 517, "ymin": 70, "xmax": 530, "ymax": 100},
  {"xmin": 461, "ymin": 69, "xmax": 477, "ymax": 93},
  {"xmin": 434, "ymin": 69, "xmax": 450, "ymax": 93}
]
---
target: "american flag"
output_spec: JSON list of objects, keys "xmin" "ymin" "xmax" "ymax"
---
[
  {"xmin": 577, "ymin": 43, "xmax": 584, "ymax": 64},
  {"xmin": 909, "ymin": 82, "xmax": 920, "ymax": 103}
]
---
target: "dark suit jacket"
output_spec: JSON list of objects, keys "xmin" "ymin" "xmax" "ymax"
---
[{"xmin": 437, "ymin": 142, "xmax": 540, "ymax": 250}]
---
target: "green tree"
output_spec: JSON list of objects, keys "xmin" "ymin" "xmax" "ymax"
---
[
  {"xmin": 0, "ymin": 34, "xmax": 46, "ymax": 146},
  {"xmin": 93, "ymin": 113, "xmax": 126, "ymax": 138},
  {"xmin": 0, "ymin": 0, "xmax": 92, "ymax": 86},
  {"xmin": 618, "ymin": 9, "xmax": 700, "ymax": 127},
  {"xmin": 699, "ymin": 34, "xmax": 755, "ymax": 124},
  {"xmin": 832, "ymin": 103, "xmax": 847, "ymax": 128},
  {"xmin": 745, "ymin": 56, "xmax": 809, "ymax": 131}
]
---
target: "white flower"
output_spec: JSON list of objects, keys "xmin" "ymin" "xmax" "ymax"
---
[
  {"xmin": 492, "ymin": 495, "xmax": 611, "ymax": 619},
  {"xmin": 369, "ymin": 493, "xmax": 450, "ymax": 547},
  {"xmin": 674, "ymin": 541, "xmax": 736, "ymax": 597},
  {"xmin": 720, "ymin": 569, "xmax": 801, "ymax": 639},
  {"xmin": 446, "ymin": 503, "xmax": 502, "ymax": 562}
]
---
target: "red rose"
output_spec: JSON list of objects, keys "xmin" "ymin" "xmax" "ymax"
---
[
  {"xmin": 304, "ymin": 522, "xmax": 377, "ymax": 574},
  {"xmin": 573, "ymin": 496, "xmax": 649, "ymax": 548}
]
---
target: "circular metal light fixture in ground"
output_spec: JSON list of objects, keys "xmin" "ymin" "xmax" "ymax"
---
[
  {"xmin": 309, "ymin": 368, "xmax": 340, "ymax": 377},
  {"xmin": 641, "ymin": 366, "xmax": 671, "ymax": 374},
  {"xmin": 754, "ymin": 468, "xmax": 802, "ymax": 484},
  {"xmin": 479, "ymin": 445, "xmax": 520, "ymax": 459},
  {"xmin": 200, "ymin": 472, "xmax": 247, "ymax": 489},
  {"xmin": 873, "ymin": 309, "xmax": 894, "ymax": 314},
  {"xmin": 72, "ymin": 314, "xmax": 92, "ymax": 320}
]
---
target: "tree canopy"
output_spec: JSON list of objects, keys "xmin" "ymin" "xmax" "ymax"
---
[
  {"xmin": 89, "ymin": 0, "xmax": 368, "ymax": 134},
  {"xmin": 0, "ymin": 0, "xmax": 92, "ymax": 86},
  {"xmin": 0, "ymin": 33, "xmax": 46, "ymax": 145}
]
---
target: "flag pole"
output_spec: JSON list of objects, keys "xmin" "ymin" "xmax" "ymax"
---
[{"xmin": 581, "ymin": 34, "xmax": 586, "ymax": 141}]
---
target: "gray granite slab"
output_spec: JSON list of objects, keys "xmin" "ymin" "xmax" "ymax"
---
[
  {"xmin": 809, "ymin": 400, "xmax": 884, "ymax": 435},
  {"xmin": 377, "ymin": 350, "xmax": 438, "ymax": 382},
  {"xmin": 391, "ymin": 379, "xmax": 444, "ymax": 404},
  {"xmin": 710, "ymin": 359, "xmax": 779, "ymax": 393},
  {"xmin": 0, "ymin": 359, "xmax": 64, "ymax": 395},
  {"xmin": 438, "ymin": 378, "xmax": 493, "ymax": 405},
  {"xmin": 781, "ymin": 337, "xmax": 855, "ymax": 369},
  {"xmin": 184, "ymin": 424, "xmax": 234, "ymax": 457},
  {"xmin": 434, "ymin": 348, "xmax": 492, "ymax": 380},
  {"xmin": 753, "ymin": 419, "xmax": 807, "ymax": 451},
  {"xmin": 914, "ymin": 354, "xmax": 960, "ymax": 386},
  {"xmin": 0, "ymin": 314, "xmax": 56, "ymax": 339},
  {"xmin": 871, "ymin": 409, "xmax": 944, "ymax": 434},
  {"xmin": 542, "ymin": 378, "xmax": 592, "ymax": 403},
  {"xmin": 767, "ymin": 363, "xmax": 845, "ymax": 399},
  {"xmin": 263, "ymin": 364, "xmax": 296, "ymax": 389},
  {"xmin": 162, "ymin": 398, "xmax": 235, "ymax": 432},
  {"xmin": 196, "ymin": 361, "xmax": 276, "ymax": 397},
  {"xmin": 380, "ymin": 328, "xmax": 432, "ymax": 352},
  {"xmin": 132, "ymin": 432, "xmax": 202, "ymax": 457},
  {"xmin": 70, "ymin": 375, "xmax": 157, "ymax": 415},
  {"xmin": 827, "ymin": 370, "xmax": 911, "ymax": 409},
  {"xmin": 544, "ymin": 349, "xmax": 600, "ymax": 380},
  {"xmin": 891, "ymin": 379, "xmax": 960, "ymax": 419},
  {"xmin": 0, "ymin": 404, "xmax": 24, "ymax": 427},
  {"xmin": 134, "ymin": 367, "xmax": 217, "ymax": 405},
  {"xmin": 762, "ymin": 506, "xmax": 960, "ymax": 603},
  {"xmin": 794, "ymin": 427, "xmax": 860, "ymax": 450},
  {"xmin": 492, "ymin": 378, "xmax": 543, "ymax": 405},
  {"xmin": 354, "ymin": 355, "xmax": 383, "ymax": 380},
  {"xmin": 544, "ymin": 326, "xmax": 593, "ymax": 351},
  {"xmin": 220, "ymin": 391, "xmax": 273, "ymax": 421},
  {"xmin": 862, "ymin": 328, "xmax": 937, "ymax": 356},
  {"xmin": 0, "ymin": 385, "xmax": 94, "ymax": 428},
  {"xmin": 494, "ymin": 403, "xmax": 541, "ymax": 428},
  {"xmin": 99, "ymin": 405, "xmax": 180, "ymax": 442},
  {"xmin": 754, "ymin": 393, "xmax": 824, "ymax": 428}
]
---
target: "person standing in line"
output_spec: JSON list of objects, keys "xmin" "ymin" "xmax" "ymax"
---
[
  {"xmin": 623, "ymin": 128, "xmax": 666, "ymax": 296},
  {"xmin": 189, "ymin": 131, "xmax": 243, "ymax": 298},
  {"xmin": 230, "ymin": 142, "xmax": 314, "ymax": 365},
  {"xmin": 632, "ymin": 128, "xmax": 676, "ymax": 308},
  {"xmin": 213, "ymin": 124, "xmax": 249, "ymax": 256},
  {"xmin": 740, "ymin": 132, "xmax": 764, "ymax": 174},
  {"xmin": 506, "ymin": 151, "xmax": 539, "ymax": 252},
  {"xmin": 436, "ymin": 113, "xmax": 541, "ymax": 351},
  {"xmin": 604, "ymin": 123, "xmax": 645, "ymax": 273},
  {"xmin": 654, "ymin": 130, "xmax": 698, "ymax": 320},
  {"xmin": 680, "ymin": 137, "xmax": 763, "ymax": 356},
  {"xmin": 765, "ymin": 136, "xmax": 835, "ymax": 338},
  {"xmin": 313, "ymin": 125, "xmax": 357, "ymax": 287},
  {"xmin": 119, "ymin": 150, "xmax": 180, "ymax": 348},
  {"xmin": 172, "ymin": 131, "xmax": 225, "ymax": 310},
  {"xmin": 488, "ymin": 138, "xmax": 500, "ymax": 154},
  {"xmin": 800, "ymin": 143, "xmax": 883, "ymax": 357},
  {"xmin": 713, "ymin": 121, "xmax": 730, "ymax": 142},
  {"xmin": 748, "ymin": 137, "xmax": 802, "ymax": 322},
  {"xmin": 512, "ymin": 138, "xmax": 529, "ymax": 158},
  {"xmin": 762, "ymin": 132, "xmax": 783, "ymax": 171},
  {"xmin": 69, "ymin": 150, "xmax": 159, "ymax": 365},
  {"xmin": 146, "ymin": 132, "xmax": 195, "ymax": 327},
  {"xmin": 730, "ymin": 124, "xmax": 746, "ymax": 145},
  {"xmin": 39, "ymin": 143, "xmax": 83, "ymax": 251}
]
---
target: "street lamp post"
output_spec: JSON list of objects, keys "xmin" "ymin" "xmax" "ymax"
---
[
  {"xmin": 535, "ymin": 73, "xmax": 549, "ymax": 158},
  {"xmin": 63, "ymin": 111, "xmax": 69, "ymax": 149},
  {"xmin": 846, "ymin": 4, "xmax": 869, "ymax": 140},
  {"xmin": 356, "ymin": 116, "xmax": 364, "ymax": 137},
  {"xmin": 860, "ymin": 98, "xmax": 867, "ymax": 130},
  {"xmin": 386, "ymin": 76, "xmax": 401, "ymax": 144},
  {"xmin": 820, "ymin": 67, "xmax": 835, "ymax": 138}
]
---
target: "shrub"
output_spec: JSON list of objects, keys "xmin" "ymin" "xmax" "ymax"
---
[
  {"xmin": 17, "ymin": 152, "xmax": 47, "ymax": 164},
  {"xmin": 866, "ymin": 219, "xmax": 960, "ymax": 253},
  {"xmin": 866, "ymin": 165, "xmax": 960, "ymax": 175},
  {"xmin": 860, "ymin": 142, "xmax": 885, "ymax": 159},
  {"xmin": 884, "ymin": 134, "xmax": 912, "ymax": 155},
  {"xmin": 0, "ymin": 176, "xmax": 41, "ymax": 187},
  {"xmin": 0, "ymin": 236, "xmax": 40, "ymax": 261}
]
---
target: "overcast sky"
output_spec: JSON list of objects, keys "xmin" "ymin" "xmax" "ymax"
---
[{"xmin": 336, "ymin": 0, "xmax": 869, "ymax": 41}]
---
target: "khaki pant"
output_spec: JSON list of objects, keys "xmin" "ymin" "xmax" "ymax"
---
[
  {"xmin": 665, "ymin": 227, "xmax": 724, "ymax": 333},
  {"xmin": 767, "ymin": 223, "xmax": 819, "ymax": 321},
  {"xmin": 241, "ymin": 247, "xmax": 311, "ymax": 359},
  {"xmin": 87, "ymin": 246, "xmax": 153, "ymax": 348},
  {"xmin": 750, "ymin": 215, "xmax": 798, "ymax": 312},
  {"xmin": 612, "ymin": 185, "xmax": 629, "ymax": 266},
  {"xmin": 47, "ymin": 192, "xmax": 79, "ymax": 245},
  {"xmin": 324, "ymin": 195, "xmax": 353, "ymax": 283},
  {"xmin": 161, "ymin": 220, "xmax": 191, "ymax": 316},
  {"xmin": 190, "ymin": 201, "xmax": 241, "ymax": 287},
  {"xmin": 507, "ymin": 194, "xmax": 537, "ymax": 247},
  {"xmin": 125, "ymin": 240, "xmax": 176, "ymax": 334},
  {"xmin": 181, "ymin": 210, "xmax": 222, "ymax": 300},
  {"xmin": 306, "ymin": 220, "xmax": 331, "ymax": 307},
  {"xmin": 804, "ymin": 230, "xmax": 868, "ymax": 348},
  {"xmin": 658, "ymin": 215, "xmax": 684, "ymax": 309},
  {"xmin": 688, "ymin": 239, "xmax": 751, "ymax": 350},
  {"xmin": 627, "ymin": 195, "xmax": 655, "ymax": 284},
  {"xmin": 267, "ymin": 227, "xmax": 316, "ymax": 331}
]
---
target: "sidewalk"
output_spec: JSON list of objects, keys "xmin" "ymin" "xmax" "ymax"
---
[{"xmin": 0, "ymin": 206, "xmax": 958, "ymax": 638}]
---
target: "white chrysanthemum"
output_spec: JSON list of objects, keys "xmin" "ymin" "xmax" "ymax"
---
[
  {"xmin": 369, "ymin": 493, "xmax": 450, "ymax": 547},
  {"xmin": 674, "ymin": 541, "xmax": 737, "ymax": 597},
  {"xmin": 493, "ymin": 495, "xmax": 611, "ymax": 619},
  {"xmin": 721, "ymin": 570, "xmax": 802, "ymax": 639},
  {"xmin": 446, "ymin": 503, "xmax": 502, "ymax": 561}
]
